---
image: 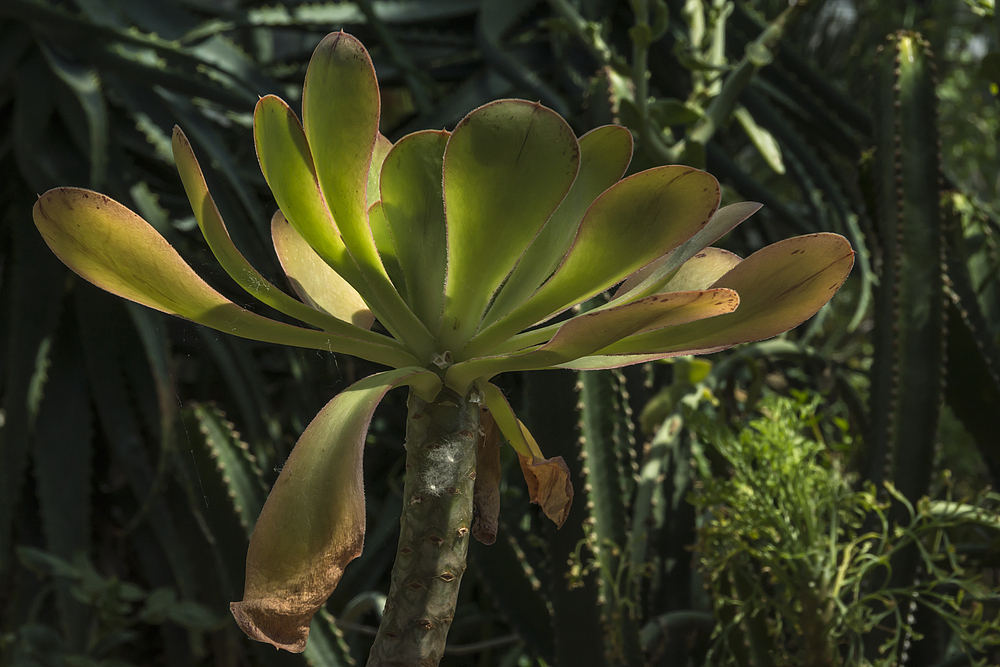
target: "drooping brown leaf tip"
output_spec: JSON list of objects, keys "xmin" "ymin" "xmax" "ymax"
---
[
  {"xmin": 230, "ymin": 599, "xmax": 315, "ymax": 652},
  {"xmin": 517, "ymin": 453, "xmax": 574, "ymax": 528}
]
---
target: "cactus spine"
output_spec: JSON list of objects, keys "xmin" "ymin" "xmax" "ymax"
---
[
  {"xmin": 865, "ymin": 31, "xmax": 947, "ymax": 664},
  {"xmin": 868, "ymin": 31, "xmax": 946, "ymax": 505}
]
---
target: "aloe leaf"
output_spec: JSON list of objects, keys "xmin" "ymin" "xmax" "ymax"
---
[
  {"xmin": 595, "ymin": 233, "xmax": 854, "ymax": 357},
  {"xmin": 484, "ymin": 125, "xmax": 634, "ymax": 327},
  {"xmin": 31, "ymin": 318, "xmax": 92, "ymax": 648},
  {"xmin": 32, "ymin": 188, "xmax": 418, "ymax": 368},
  {"xmin": 231, "ymin": 367, "xmax": 442, "ymax": 652},
  {"xmin": 463, "ymin": 166, "xmax": 721, "ymax": 359},
  {"xmin": 447, "ymin": 289, "xmax": 739, "ymax": 391},
  {"xmin": 270, "ymin": 210, "xmax": 375, "ymax": 330},
  {"xmin": 173, "ymin": 126, "xmax": 378, "ymax": 336},
  {"xmin": 439, "ymin": 99, "xmax": 580, "ymax": 349},
  {"xmin": 38, "ymin": 41, "xmax": 108, "ymax": 189},
  {"xmin": 480, "ymin": 382, "xmax": 544, "ymax": 460},
  {"xmin": 614, "ymin": 201, "xmax": 761, "ymax": 300},
  {"xmin": 379, "ymin": 129, "xmax": 449, "ymax": 332}
]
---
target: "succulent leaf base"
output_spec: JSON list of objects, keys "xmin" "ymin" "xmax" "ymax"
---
[{"xmin": 31, "ymin": 31, "xmax": 853, "ymax": 666}]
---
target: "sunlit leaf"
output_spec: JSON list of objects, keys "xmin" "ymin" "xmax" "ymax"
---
[
  {"xmin": 367, "ymin": 132, "xmax": 392, "ymax": 209},
  {"xmin": 447, "ymin": 288, "xmax": 739, "ymax": 391},
  {"xmin": 480, "ymin": 382, "xmax": 543, "ymax": 460},
  {"xmin": 302, "ymin": 32, "xmax": 380, "ymax": 274},
  {"xmin": 32, "ymin": 188, "xmax": 415, "ymax": 367},
  {"xmin": 300, "ymin": 32, "xmax": 435, "ymax": 357},
  {"xmin": 596, "ymin": 233, "xmax": 855, "ymax": 357},
  {"xmin": 173, "ymin": 125, "xmax": 370, "ymax": 335},
  {"xmin": 231, "ymin": 367, "xmax": 442, "ymax": 652},
  {"xmin": 270, "ymin": 210, "xmax": 374, "ymax": 329},
  {"xmin": 380, "ymin": 130, "xmax": 449, "ymax": 333},
  {"xmin": 484, "ymin": 125, "xmax": 633, "ymax": 326},
  {"xmin": 440, "ymin": 99, "xmax": 580, "ymax": 349},
  {"xmin": 613, "ymin": 201, "xmax": 761, "ymax": 300},
  {"xmin": 463, "ymin": 166, "xmax": 720, "ymax": 359}
]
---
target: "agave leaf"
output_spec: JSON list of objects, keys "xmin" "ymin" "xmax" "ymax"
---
[
  {"xmin": 231, "ymin": 367, "xmax": 442, "ymax": 652},
  {"xmin": 614, "ymin": 201, "xmax": 761, "ymax": 300},
  {"xmin": 463, "ymin": 166, "xmax": 721, "ymax": 359},
  {"xmin": 379, "ymin": 130, "xmax": 449, "ymax": 333},
  {"xmin": 483, "ymin": 125, "xmax": 634, "ymax": 327},
  {"xmin": 270, "ymin": 210, "xmax": 374, "ymax": 329},
  {"xmin": 440, "ymin": 99, "xmax": 580, "ymax": 349},
  {"xmin": 32, "ymin": 189, "xmax": 417, "ymax": 368},
  {"xmin": 596, "ymin": 233, "xmax": 855, "ymax": 357},
  {"xmin": 446, "ymin": 288, "xmax": 739, "ymax": 391},
  {"xmin": 173, "ymin": 126, "xmax": 372, "ymax": 334}
]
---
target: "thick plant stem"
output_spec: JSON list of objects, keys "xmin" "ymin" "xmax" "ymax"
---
[{"xmin": 366, "ymin": 387, "xmax": 480, "ymax": 667}]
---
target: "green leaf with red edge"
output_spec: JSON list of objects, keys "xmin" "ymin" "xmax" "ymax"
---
[
  {"xmin": 439, "ymin": 99, "xmax": 580, "ymax": 350},
  {"xmin": 173, "ymin": 125, "xmax": 371, "ymax": 336},
  {"xmin": 613, "ymin": 201, "xmax": 760, "ymax": 300},
  {"xmin": 302, "ymin": 32, "xmax": 380, "ymax": 273},
  {"xmin": 31, "ymin": 188, "xmax": 418, "ymax": 368},
  {"xmin": 461, "ymin": 166, "xmax": 721, "ymax": 360},
  {"xmin": 231, "ymin": 367, "xmax": 442, "ymax": 653},
  {"xmin": 446, "ymin": 288, "xmax": 739, "ymax": 392},
  {"xmin": 483, "ymin": 125, "xmax": 633, "ymax": 327},
  {"xmin": 380, "ymin": 130, "xmax": 450, "ymax": 333},
  {"xmin": 252, "ymin": 95, "xmax": 367, "ymax": 295},
  {"xmin": 270, "ymin": 210, "xmax": 374, "ymax": 329},
  {"xmin": 299, "ymin": 33, "xmax": 435, "ymax": 358},
  {"xmin": 595, "ymin": 233, "xmax": 855, "ymax": 357}
]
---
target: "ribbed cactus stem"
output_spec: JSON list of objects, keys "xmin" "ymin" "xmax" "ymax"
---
[{"xmin": 366, "ymin": 387, "xmax": 480, "ymax": 667}]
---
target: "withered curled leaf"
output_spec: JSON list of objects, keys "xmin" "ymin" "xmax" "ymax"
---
[
  {"xmin": 517, "ymin": 453, "xmax": 574, "ymax": 528},
  {"xmin": 472, "ymin": 407, "xmax": 502, "ymax": 545}
]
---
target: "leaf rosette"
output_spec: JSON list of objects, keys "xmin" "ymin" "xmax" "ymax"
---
[{"xmin": 32, "ymin": 31, "xmax": 854, "ymax": 652}]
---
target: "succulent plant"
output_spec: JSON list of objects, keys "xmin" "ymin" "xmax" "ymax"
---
[{"xmin": 31, "ymin": 31, "xmax": 853, "ymax": 667}]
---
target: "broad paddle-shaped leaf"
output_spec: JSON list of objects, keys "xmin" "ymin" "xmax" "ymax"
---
[
  {"xmin": 231, "ymin": 367, "xmax": 442, "ymax": 652},
  {"xmin": 31, "ymin": 189, "xmax": 417, "ymax": 368}
]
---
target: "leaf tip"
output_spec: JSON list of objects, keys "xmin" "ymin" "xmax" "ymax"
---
[{"xmin": 230, "ymin": 599, "xmax": 311, "ymax": 653}]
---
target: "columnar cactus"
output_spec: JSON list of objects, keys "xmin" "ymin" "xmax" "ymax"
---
[{"xmin": 31, "ymin": 32, "xmax": 853, "ymax": 666}]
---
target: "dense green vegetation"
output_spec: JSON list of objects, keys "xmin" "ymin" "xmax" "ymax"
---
[{"xmin": 1, "ymin": 1, "xmax": 999, "ymax": 665}]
